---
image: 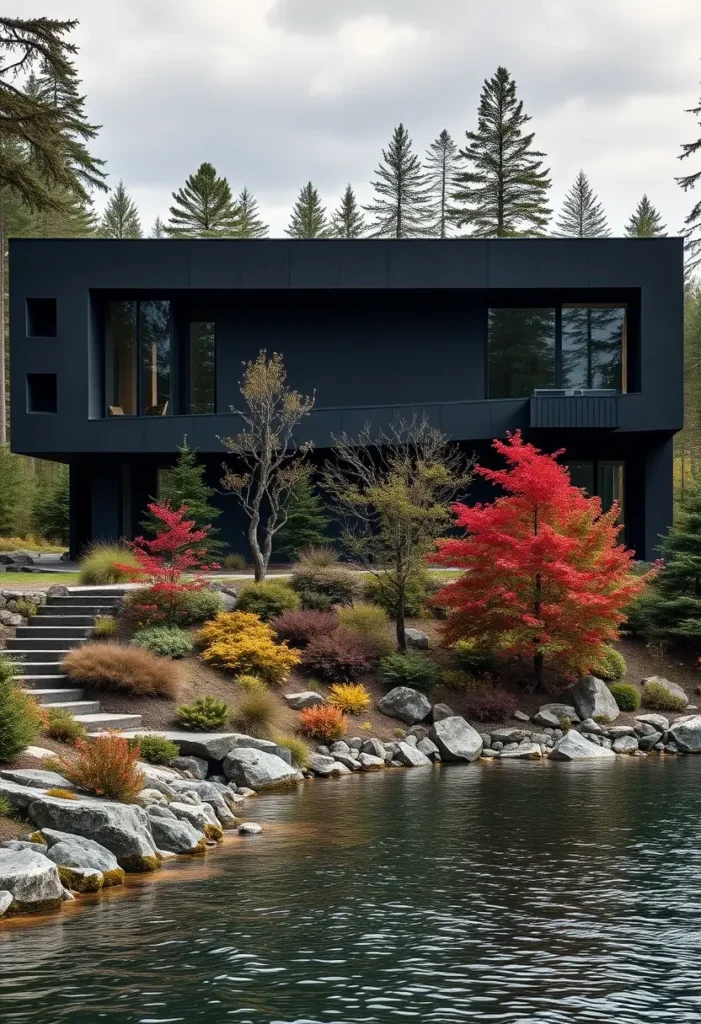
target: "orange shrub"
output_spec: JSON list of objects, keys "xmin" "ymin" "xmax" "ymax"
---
[
  {"xmin": 51, "ymin": 733, "xmax": 145, "ymax": 802},
  {"xmin": 299, "ymin": 705, "xmax": 347, "ymax": 743}
]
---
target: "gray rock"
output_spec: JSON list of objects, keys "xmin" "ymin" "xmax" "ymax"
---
[
  {"xmin": 503, "ymin": 742, "xmax": 519, "ymax": 751},
  {"xmin": 0, "ymin": 769, "xmax": 76, "ymax": 792},
  {"xmin": 514, "ymin": 710, "xmax": 531, "ymax": 723},
  {"xmin": 431, "ymin": 703, "xmax": 455, "ymax": 723},
  {"xmin": 135, "ymin": 788, "xmax": 169, "ymax": 808},
  {"xmin": 636, "ymin": 713, "xmax": 670, "ymax": 732},
  {"xmin": 361, "ymin": 738, "xmax": 386, "ymax": 758},
  {"xmin": 316, "ymin": 745, "xmax": 330, "ymax": 756},
  {"xmin": 23, "ymin": 746, "xmax": 55, "ymax": 761},
  {"xmin": 238, "ymin": 823, "xmax": 262, "ymax": 836},
  {"xmin": 230, "ymin": 734, "xmax": 293, "ymax": 765},
  {"xmin": 167, "ymin": 780, "xmax": 238, "ymax": 828},
  {"xmin": 26, "ymin": 796, "xmax": 160, "ymax": 868},
  {"xmin": 563, "ymin": 676, "xmax": 620, "ymax": 723},
  {"xmin": 638, "ymin": 731, "xmax": 663, "ymax": 752},
  {"xmin": 330, "ymin": 741, "xmax": 351, "ymax": 756},
  {"xmin": 283, "ymin": 691, "xmax": 324, "ymax": 710},
  {"xmin": 0, "ymin": 890, "xmax": 13, "ymax": 917},
  {"xmin": 134, "ymin": 765, "xmax": 179, "ymax": 800},
  {"xmin": 356, "ymin": 752, "xmax": 385, "ymax": 771},
  {"xmin": 146, "ymin": 804, "xmax": 176, "ymax": 820},
  {"xmin": 404, "ymin": 734, "xmax": 418, "ymax": 747},
  {"xmin": 40, "ymin": 829, "xmax": 120, "ymax": 874},
  {"xmin": 642, "ymin": 677, "xmax": 689, "ymax": 708},
  {"xmin": 580, "ymin": 718, "xmax": 603, "ymax": 734},
  {"xmin": 549, "ymin": 731, "xmax": 616, "ymax": 761},
  {"xmin": 308, "ymin": 753, "xmax": 336, "ymax": 774},
  {"xmin": 665, "ymin": 742, "xmax": 679, "ymax": 754},
  {"xmin": 171, "ymin": 756, "xmax": 209, "ymax": 780},
  {"xmin": 117, "ymin": 730, "xmax": 242, "ymax": 762},
  {"xmin": 634, "ymin": 722, "xmax": 659, "ymax": 737},
  {"xmin": 405, "ymin": 628, "xmax": 429, "ymax": 650},
  {"xmin": 149, "ymin": 815, "xmax": 206, "ymax": 855},
  {"xmin": 236, "ymin": 786, "xmax": 256, "ymax": 798},
  {"xmin": 480, "ymin": 748, "xmax": 500, "ymax": 758},
  {"xmin": 348, "ymin": 737, "xmax": 363, "ymax": 751},
  {"xmin": 333, "ymin": 753, "xmax": 362, "ymax": 771},
  {"xmin": 377, "ymin": 686, "xmax": 431, "ymax": 725},
  {"xmin": 394, "ymin": 742, "xmax": 432, "ymax": 767},
  {"xmin": 417, "ymin": 737, "xmax": 440, "ymax": 761},
  {"xmin": 429, "ymin": 716, "xmax": 483, "ymax": 763},
  {"xmin": 608, "ymin": 725, "xmax": 635, "ymax": 738},
  {"xmin": 537, "ymin": 703, "xmax": 580, "ymax": 722},
  {"xmin": 533, "ymin": 710, "xmax": 563, "ymax": 729},
  {"xmin": 407, "ymin": 725, "xmax": 429, "ymax": 740},
  {"xmin": 601, "ymin": 737, "xmax": 613, "ymax": 749},
  {"xmin": 668, "ymin": 715, "xmax": 701, "ymax": 753},
  {"xmin": 0, "ymin": 849, "xmax": 64, "ymax": 912},
  {"xmin": 169, "ymin": 802, "xmax": 219, "ymax": 833},
  {"xmin": 499, "ymin": 743, "xmax": 542, "ymax": 760},
  {"xmin": 223, "ymin": 748, "xmax": 300, "ymax": 790},
  {"xmin": 1, "ymin": 841, "xmax": 47, "ymax": 854},
  {"xmin": 613, "ymin": 735, "xmax": 639, "ymax": 754},
  {"xmin": 490, "ymin": 728, "xmax": 526, "ymax": 744},
  {"xmin": 492, "ymin": 740, "xmax": 504, "ymax": 751}
]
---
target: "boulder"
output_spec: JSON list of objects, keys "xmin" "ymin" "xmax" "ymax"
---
[
  {"xmin": 0, "ymin": 769, "xmax": 75, "ymax": 792},
  {"xmin": 636, "ymin": 713, "xmax": 670, "ymax": 733},
  {"xmin": 642, "ymin": 677, "xmax": 689, "ymax": 708},
  {"xmin": 361, "ymin": 738, "xmax": 386, "ymax": 759},
  {"xmin": 148, "ymin": 815, "xmax": 206, "ymax": 855},
  {"xmin": 536, "ymin": 703, "xmax": 580, "ymax": 723},
  {"xmin": 169, "ymin": 801, "xmax": 220, "ymax": 834},
  {"xmin": 562, "ymin": 677, "xmax": 620, "ymax": 723},
  {"xmin": 405, "ymin": 628, "xmax": 429, "ymax": 650},
  {"xmin": 549, "ymin": 731, "xmax": 616, "ymax": 761},
  {"xmin": 230, "ymin": 734, "xmax": 293, "ymax": 765},
  {"xmin": 533, "ymin": 710, "xmax": 564, "ymax": 729},
  {"xmin": 490, "ymin": 728, "xmax": 526, "ymax": 744},
  {"xmin": 377, "ymin": 686, "xmax": 431, "ymax": 725},
  {"xmin": 513, "ymin": 710, "xmax": 531, "ymax": 723},
  {"xmin": 308, "ymin": 753, "xmax": 336, "ymax": 774},
  {"xmin": 284, "ymin": 691, "xmax": 325, "ymax": 710},
  {"xmin": 638, "ymin": 731, "xmax": 663, "ymax": 752},
  {"xmin": 432, "ymin": 703, "xmax": 455, "ymax": 723},
  {"xmin": 134, "ymin": 788, "xmax": 169, "ymax": 809},
  {"xmin": 330, "ymin": 740, "xmax": 351, "ymax": 756},
  {"xmin": 394, "ymin": 742, "xmax": 432, "ymax": 767},
  {"xmin": 146, "ymin": 805, "xmax": 176, "ymax": 820},
  {"xmin": 580, "ymin": 719, "xmax": 603, "ymax": 734},
  {"xmin": 608, "ymin": 725, "xmax": 635, "ymax": 737},
  {"xmin": 668, "ymin": 715, "xmax": 701, "ymax": 753},
  {"xmin": 26, "ymin": 796, "xmax": 161, "ymax": 872},
  {"xmin": 0, "ymin": 849, "xmax": 64, "ymax": 914},
  {"xmin": 499, "ymin": 743, "xmax": 542, "ymax": 760},
  {"xmin": 429, "ymin": 716, "xmax": 483, "ymax": 763},
  {"xmin": 356, "ymin": 752, "xmax": 385, "ymax": 771},
  {"xmin": 170, "ymin": 756, "xmax": 209, "ymax": 780},
  {"xmin": 612, "ymin": 735, "xmax": 639, "ymax": 754},
  {"xmin": 57, "ymin": 866, "xmax": 104, "ymax": 893},
  {"xmin": 331, "ymin": 753, "xmax": 361, "ymax": 771},
  {"xmin": 166, "ymin": 780, "xmax": 238, "ymax": 828},
  {"xmin": 222, "ymin": 748, "xmax": 299, "ymax": 790},
  {"xmin": 0, "ymin": 891, "xmax": 13, "ymax": 917},
  {"xmin": 40, "ymin": 829, "xmax": 121, "ymax": 877},
  {"xmin": 117, "ymin": 730, "xmax": 242, "ymax": 762},
  {"xmin": 238, "ymin": 823, "xmax": 262, "ymax": 836},
  {"xmin": 417, "ymin": 737, "xmax": 441, "ymax": 761},
  {"xmin": 23, "ymin": 746, "xmax": 55, "ymax": 761},
  {"xmin": 2, "ymin": 841, "xmax": 47, "ymax": 854}
]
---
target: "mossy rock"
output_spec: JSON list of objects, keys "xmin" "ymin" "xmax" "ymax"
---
[
  {"xmin": 184, "ymin": 839, "xmax": 208, "ymax": 857},
  {"xmin": 28, "ymin": 831, "xmax": 46, "ymax": 845},
  {"xmin": 5, "ymin": 896, "xmax": 63, "ymax": 917},
  {"xmin": 118, "ymin": 854, "xmax": 161, "ymax": 873},
  {"xmin": 204, "ymin": 824, "xmax": 223, "ymax": 843},
  {"xmin": 58, "ymin": 866, "xmax": 104, "ymax": 893},
  {"xmin": 102, "ymin": 867, "xmax": 126, "ymax": 888}
]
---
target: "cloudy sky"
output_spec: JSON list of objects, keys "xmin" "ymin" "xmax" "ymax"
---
[{"xmin": 17, "ymin": 0, "xmax": 701, "ymax": 236}]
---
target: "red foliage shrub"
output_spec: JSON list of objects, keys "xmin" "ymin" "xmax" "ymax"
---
[
  {"xmin": 270, "ymin": 609, "xmax": 339, "ymax": 649},
  {"xmin": 462, "ymin": 688, "xmax": 518, "ymax": 722},
  {"xmin": 300, "ymin": 628, "xmax": 374, "ymax": 681},
  {"xmin": 299, "ymin": 705, "xmax": 348, "ymax": 742},
  {"xmin": 52, "ymin": 733, "xmax": 145, "ymax": 802}
]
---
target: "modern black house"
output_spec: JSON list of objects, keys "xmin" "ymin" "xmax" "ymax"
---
[{"xmin": 9, "ymin": 237, "xmax": 683, "ymax": 560}]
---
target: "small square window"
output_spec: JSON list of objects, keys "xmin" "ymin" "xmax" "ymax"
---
[
  {"xmin": 26, "ymin": 298, "xmax": 57, "ymax": 338},
  {"xmin": 26, "ymin": 373, "xmax": 57, "ymax": 413}
]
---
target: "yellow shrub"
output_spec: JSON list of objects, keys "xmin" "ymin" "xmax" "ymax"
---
[
  {"xmin": 328, "ymin": 683, "xmax": 372, "ymax": 715},
  {"xmin": 198, "ymin": 611, "xmax": 300, "ymax": 684}
]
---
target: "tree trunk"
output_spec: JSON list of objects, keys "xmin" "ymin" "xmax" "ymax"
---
[
  {"xmin": 248, "ymin": 517, "xmax": 266, "ymax": 582},
  {"xmin": 534, "ymin": 652, "xmax": 544, "ymax": 691}
]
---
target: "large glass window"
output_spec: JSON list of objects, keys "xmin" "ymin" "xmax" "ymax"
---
[
  {"xmin": 189, "ymin": 322, "xmax": 216, "ymax": 414},
  {"xmin": 488, "ymin": 308, "xmax": 556, "ymax": 398},
  {"xmin": 139, "ymin": 300, "xmax": 171, "ymax": 415},
  {"xmin": 562, "ymin": 305, "xmax": 626, "ymax": 391},
  {"xmin": 105, "ymin": 300, "xmax": 137, "ymax": 415},
  {"xmin": 567, "ymin": 459, "xmax": 625, "ymax": 524},
  {"xmin": 105, "ymin": 300, "xmax": 172, "ymax": 416}
]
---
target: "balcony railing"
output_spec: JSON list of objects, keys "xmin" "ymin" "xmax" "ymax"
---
[{"xmin": 530, "ymin": 389, "xmax": 620, "ymax": 429}]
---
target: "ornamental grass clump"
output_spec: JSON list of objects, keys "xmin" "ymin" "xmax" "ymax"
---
[
  {"xmin": 132, "ymin": 626, "xmax": 194, "ymax": 659},
  {"xmin": 52, "ymin": 734, "xmax": 145, "ymax": 802},
  {"xmin": 271, "ymin": 733, "xmax": 311, "ymax": 769},
  {"xmin": 231, "ymin": 688, "xmax": 279, "ymax": 735},
  {"xmin": 337, "ymin": 602, "xmax": 393, "ymax": 657},
  {"xmin": 270, "ymin": 608, "xmax": 338, "ymax": 649},
  {"xmin": 78, "ymin": 543, "xmax": 140, "ymax": 585},
  {"xmin": 380, "ymin": 652, "xmax": 437, "ymax": 693},
  {"xmin": 608, "ymin": 683, "xmax": 641, "ymax": 711},
  {"xmin": 62, "ymin": 643, "xmax": 182, "ymax": 698},
  {"xmin": 236, "ymin": 581, "xmax": 300, "ymax": 621},
  {"xmin": 328, "ymin": 683, "xmax": 372, "ymax": 715},
  {"xmin": 198, "ymin": 611, "xmax": 300, "ymax": 684},
  {"xmin": 0, "ymin": 661, "xmax": 42, "ymax": 763},
  {"xmin": 45, "ymin": 707, "xmax": 87, "ymax": 746},
  {"xmin": 177, "ymin": 696, "xmax": 230, "ymax": 730},
  {"xmin": 299, "ymin": 704, "xmax": 347, "ymax": 743},
  {"xmin": 93, "ymin": 615, "xmax": 118, "ymax": 639},
  {"xmin": 301, "ymin": 628, "xmax": 373, "ymax": 682},
  {"xmin": 131, "ymin": 734, "xmax": 180, "ymax": 765},
  {"xmin": 642, "ymin": 682, "xmax": 687, "ymax": 712},
  {"xmin": 290, "ymin": 561, "xmax": 361, "ymax": 606}
]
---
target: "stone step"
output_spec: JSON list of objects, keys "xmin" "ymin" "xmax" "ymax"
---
[
  {"xmin": 4, "ymin": 638, "xmax": 84, "ymax": 652},
  {"xmin": 14, "ymin": 673, "xmax": 71, "ymax": 685},
  {"xmin": 80, "ymin": 712, "xmax": 142, "ymax": 731},
  {"xmin": 29, "ymin": 615, "xmax": 96, "ymax": 627},
  {"xmin": 1, "ymin": 649, "xmax": 71, "ymax": 662},
  {"xmin": 15, "ymin": 625, "xmax": 94, "ymax": 639},
  {"xmin": 27, "ymin": 688, "xmax": 85, "ymax": 705},
  {"xmin": 50, "ymin": 594, "xmax": 122, "ymax": 604},
  {"xmin": 45, "ymin": 700, "xmax": 101, "ymax": 715},
  {"xmin": 41, "ymin": 602, "xmax": 117, "ymax": 613}
]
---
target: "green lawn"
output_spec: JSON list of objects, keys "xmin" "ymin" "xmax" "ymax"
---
[{"xmin": 0, "ymin": 571, "xmax": 81, "ymax": 589}]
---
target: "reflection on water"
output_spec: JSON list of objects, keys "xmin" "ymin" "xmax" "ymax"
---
[{"xmin": 2, "ymin": 760, "xmax": 701, "ymax": 1022}]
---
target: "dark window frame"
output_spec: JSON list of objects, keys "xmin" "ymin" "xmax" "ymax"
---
[{"xmin": 104, "ymin": 298, "xmax": 173, "ymax": 417}]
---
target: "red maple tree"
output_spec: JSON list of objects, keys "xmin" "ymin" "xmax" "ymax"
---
[
  {"xmin": 119, "ymin": 501, "xmax": 216, "ymax": 626},
  {"xmin": 430, "ymin": 432, "xmax": 649, "ymax": 686}
]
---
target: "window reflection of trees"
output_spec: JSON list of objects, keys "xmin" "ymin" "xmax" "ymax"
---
[
  {"xmin": 488, "ymin": 308, "xmax": 556, "ymax": 398},
  {"xmin": 562, "ymin": 305, "xmax": 625, "ymax": 392}
]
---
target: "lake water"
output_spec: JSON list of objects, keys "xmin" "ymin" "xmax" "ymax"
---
[{"xmin": 2, "ymin": 759, "xmax": 701, "ymax": 1023}]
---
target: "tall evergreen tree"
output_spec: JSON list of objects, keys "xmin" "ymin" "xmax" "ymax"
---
[
  {"xmin": 364, "ymin": 123, "xmax": 433, "ymax": 238},
  {"xmin": 0, "ymin": 444, "xmax": 34, "ymax": 536},
  {"xmin": 237, "ymin": 187, "xmax": 268, "ymax": 238},
  {"xmin": 677, "ymin": 84, "xmax": 701, "ymax": 271},
  {"xmin": 625, "ymin": 195, "xmax": 667, "ymax": 237},
  {"xmin": 425, "ymin": 129, "xmax": 458, "ymax": 238},
  {"xmin": 143, "ymin": 438, "xmax": 223, "ymax": 555},
  {"xmin": 165, "ymin": 162, "xmax": 240, "ymax": 238},
  {"xmin": 150, "ymin": 216, "xmax": 165, "ymax": 238},
  {"xmin": 332, "ymin": 184, "xmax": 365, "ymax": 238},
  {"xmin": 274, "ymin": 475, "xmax": 330, "ymax": 558},
  {"xmin": 286, "ymin": 182, "xmax": 330, "ymax": 238},
  {"xmin": 100, "ymin": 179, "xmax": 142, "ymax": 238},
  {"xmin": 453, "ymin": 66, "xmax": 551, "ymax": 237},
  {"xmin": 555, "ymin": 170, "xmax": 609, "ymax": 237},
  {"xmin": 32, "ymin": 463, "xmax": 69, "ymax": 545}
]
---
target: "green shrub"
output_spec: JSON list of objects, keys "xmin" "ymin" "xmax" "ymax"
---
[
  {"xmin": 290, "ymin": 562, "xmax": 361, "ymax": 606},
  {"xmin": 364, "ymin": 569, "xmax": 431, "ymax": 617},
  {"xmin": 593, "ymin": 714, "xmax": 612, "ymax": 725},
  {"xmin": 0, "ymin": 793, "xmax": 10, "ymax": 817},
  {"xmin": 78, "ymin": 543, "xmax": 139, "ymax": 585},
  {"xmin": 130, "ymin": 734, "xmax": 180, "ymax": 765},
  {"xmin": 236, "ymin": 581, "xmax": 300, "ymax": 622},
  {"xmin": 177, "ymin": 696, "xmax": 230, "ymax": 730},
  {"xmin": 297, "ymin": 589, "xmax": 335, "ymax": 611},
  {"xmin": 123, "ymin": 586, "xmax": 222, "ymax": 628},
  {"xmin": 271, "ymin": 733, "xmax": 311, "ymax": 769},
  {"xmin": 623, "ymin": 591, "xmax": 654, "ymax": 637},
  {"xmin": 594, "ymin": 646, "xmax": 627, "ymax": 682},
  {"xmin": 236, "ymin": 673, "xmax": 267, "ymax": 692},
  {"xmin": 15, "ymin": 598, "xmax": 37, "ymax": 619},
  {"xmin": 45, "ymin": 708, "xmax": 87, "ymax": 746},
  {"xmin": 93, "ymin": 615, "xmax": 118, "ymax": 639},
  {"xmin": 609, "ymin": 682, "xmax": 641, "ymax": 711},
  {"xmin": 559, "ymin": 716, "xmax": 572, "ymax": 733},
  {"xmin": 451, "ymin": 638, "xmax": 499, "ymax": 673},
  {"xmin": 231, "ymin": 688, "xmax": 279, "ymax": 735},
  {"xmin": 132, "ymin": 626, "xmax": 194, "ymax": 659},
  {"xmin": 337, "ymin": 602, "xmax": 393, "ymax": 657},
  {"xmin": 222, "ymin": 553, "xmax": 247, "ymax": 571},
  {"xmin": 0, "ymin": 661, "xmax": 42, "ymax": 762},
  {"xmin": 642, "ymin": 681, "xmax": 688, "ymax": 712},
  {"xmin": 380, "ymin": 652, "xmax": 437, "ymax": 693}
]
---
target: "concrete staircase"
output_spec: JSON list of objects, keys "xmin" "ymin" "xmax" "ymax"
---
[{"xmin": 2, "ymin": 591, "xmax": 142, "ymax": 733}]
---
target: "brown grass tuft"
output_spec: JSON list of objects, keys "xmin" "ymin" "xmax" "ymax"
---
[{"xmin": 62, "ymin": 643, "xmax": 183, "ymax": 698}]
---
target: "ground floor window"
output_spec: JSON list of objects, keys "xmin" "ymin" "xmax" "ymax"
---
[{"xmin": 566, "ymin": 459, "xmax": 625, "ymax": 524}]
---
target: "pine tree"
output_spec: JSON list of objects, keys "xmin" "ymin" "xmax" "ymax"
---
[
  {"xmin": 143, "ymin": 438, "xmax": 223, "ymax": 555},
  {"xmin": 555, "ymin": 170, "xmax": 609, "ymax": 237},
  {"xmin": 425, "ymin": 129, "xmax": 458, "ymax": 238},
  {"xmin": 32, "ymin": 463, "xmax": 69, "ymax": 545},
  {"xmin": 286, "ymin": 182, "xmax": 330, "ymax": 238},
  {"xmin": 625, "ymin": 195, "xmax": 667, "ymax": 238},
  {"xmin": 677, "ymin": 84, "xmax": 701, "ymax": 270},
  {"xmin": 165, "ymin": 163, "xmax": 240, "ymax": 238},
  {"xmin": 275, "ymin": 475, "xmax": 330, "ymax": 558},
  {"xmin": 332, "ymin": 184, "xmax": 365, "ymax": 238},
  {"xmin": 364, "ymin": 123, "xmax": 433, "ymax": 238},
  {"xmin": 237, "ymin": 187, "xmax": 268, "ymax": 238},
  {"xmin": 0, "ymin": 445, "xmax": 34, "ymax": 536},
  {"xmin": 641, "ymin": 484, "xmax": 701, "ymax": 643},
  {"xmin": 100, "ymin": 179, "xmax": 142, "ymax": 238},
  {"xmin": 150, "ymin": 216, "xmax": 165, "ymax": 238},
  {"xmin": 453, "ymin": 66, "xmax": 551, "ymax": 237}
]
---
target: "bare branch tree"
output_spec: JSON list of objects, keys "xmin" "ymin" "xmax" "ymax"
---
[
  {"xmin": 220, "ymin": 351, "xmax": 315, "ymax": 581},
  {"xmin": 324, "ymin": 416, "xmax": 473, "ymax": 650}
]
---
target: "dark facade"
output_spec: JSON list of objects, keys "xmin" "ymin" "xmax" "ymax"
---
[{"xmin": 9, "ymin": 237, "xmax": 684, "ymax": 559}]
